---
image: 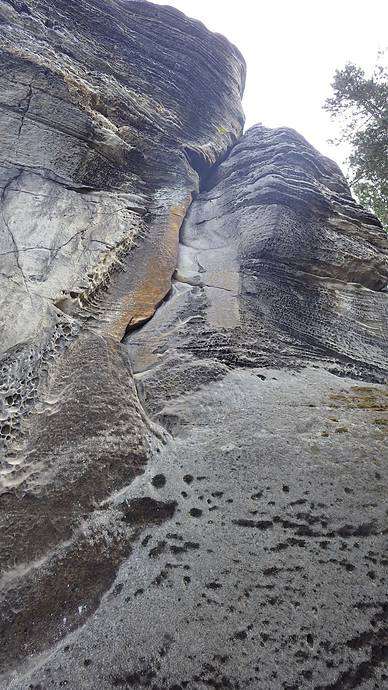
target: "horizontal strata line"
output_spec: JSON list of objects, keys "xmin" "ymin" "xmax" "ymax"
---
[
  {"xmin": 0, "ymin": 102, "xmax": 138, "ymax": 167},
  {"xmin": 242, "ymin": 260, "xmax": 387, "ymax": 293}
]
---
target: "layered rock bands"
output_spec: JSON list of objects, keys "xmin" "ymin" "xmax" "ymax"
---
[{"xmin": 0, "ymin": 1, "xmax": 387, "ymax": 689}]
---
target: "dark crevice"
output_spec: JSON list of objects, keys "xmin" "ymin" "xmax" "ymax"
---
[{"xmin": 183, "ymin": 135, "xmax": 241, "ymax": 193}]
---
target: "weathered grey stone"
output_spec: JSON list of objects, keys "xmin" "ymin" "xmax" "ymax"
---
[
  {"xmin": 0, "ymin": 0, "xmax": 244, "ymax": 465},
  {"xmin": 0, "ymin": 1, "xmax": 387, "ymax": 689}
]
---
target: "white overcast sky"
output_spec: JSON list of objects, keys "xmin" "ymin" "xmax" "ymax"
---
[{"xmin": 153, "ymin": 0, "xmax": 387, "ymax": 171}]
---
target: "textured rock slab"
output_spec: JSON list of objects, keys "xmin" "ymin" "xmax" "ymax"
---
[
  {"xmin": 6, "ymin": 368, "xmax": 388, "ymax": 689},
  {"xmin": 5, "ymin": 122, "xmax": 387, "ymax": 688},
  {"xmin": 0, "ymin": 0, "xmax": 245, "ymax": 462},
  {"xmin": 130, "ymin": 126, "xmax": 388, "ymax": 388},
  {"xmin": 1, "ymin": 3, "xmax": 388, "ymax": 690},
  {"xmin": 0, "ymin": 0, "xmax": 245, "ymax": 684},
  {"xmin": 120, "ymin": 126, "xmax": 388, "ymax": 688}
]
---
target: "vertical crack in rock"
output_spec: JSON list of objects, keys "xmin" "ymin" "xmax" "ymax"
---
[
  {"xmin": 0, "ymin": 168, "xmax": 29, "ymax": 295},
  {"xmin": 16, "ymin": 82, "xmax": 32, "ymax": 137}
]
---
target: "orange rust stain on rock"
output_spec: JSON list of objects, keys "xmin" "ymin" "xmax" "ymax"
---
[{"xmin": 109, "ymin": 195, "xmax": 191, "ymax": 341}]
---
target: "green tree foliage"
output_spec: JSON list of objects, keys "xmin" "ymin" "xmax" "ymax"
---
[{"xmin": 324, "ymin": 55, "xmax": 388, "ymax": 228}]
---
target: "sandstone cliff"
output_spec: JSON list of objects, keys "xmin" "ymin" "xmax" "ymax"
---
[{"xmin": 0, "ymin": 1, "xmax": 387, "ymax": 689}]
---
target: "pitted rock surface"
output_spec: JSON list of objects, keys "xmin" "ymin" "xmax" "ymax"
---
[{"xmin": 0, "ymin": 1, "xmax": 387, "ymax": 689}]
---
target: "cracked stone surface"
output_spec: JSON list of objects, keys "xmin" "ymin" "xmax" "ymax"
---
[
  {"xmin": 0, "ymin": 1, "xmax": 387, "ymax": 689},
  {"xmin": 0, "ymin": 0, "xmax": 244, "ymax": 468}
]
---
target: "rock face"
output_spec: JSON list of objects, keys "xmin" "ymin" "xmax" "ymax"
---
[
  {"xmin": 0, "ymin": 2, "xmax": 387, "ymax": 689},
  {"xmin": 0, "ymin": 0, "xmax": 244, "ymax": 461}
]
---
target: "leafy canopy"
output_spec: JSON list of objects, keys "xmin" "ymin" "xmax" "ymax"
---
[{"xmin": 324, "ymin": 55, "xmax": 388, "ymax": 228}]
